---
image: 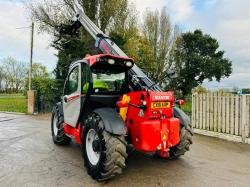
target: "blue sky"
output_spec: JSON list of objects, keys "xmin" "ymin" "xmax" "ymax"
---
[{"xmin": 0, "ymin": 0, "xmax": 249, "ymax": 89}]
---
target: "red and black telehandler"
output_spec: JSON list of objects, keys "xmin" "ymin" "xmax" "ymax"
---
[{"xmin": 51, "ymin": 8, "xmax": 193, "ymax": 181}]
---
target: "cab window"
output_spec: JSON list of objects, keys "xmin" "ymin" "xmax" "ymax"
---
[
  {"xmin": 65, "ymin": 66, "xmax": 79, "ymax": 95},
  {"xmin": 82, "ymin": 63, "xmax": 89, "ymax": 94},
  {"xmin": 91, "ymin": 70, "xmax": 125, "ymax": 93}
]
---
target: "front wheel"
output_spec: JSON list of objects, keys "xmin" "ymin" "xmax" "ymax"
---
[
  {"xmin": 82, "ymin": 113, "xmax": 127, "ymax": 181},
  {"xmin": 51, "ymin": 108, "xmax": 71, "ymax": 145}
]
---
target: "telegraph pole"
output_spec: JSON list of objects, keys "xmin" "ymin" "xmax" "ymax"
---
[
  {"xmin": 28, "ymin": 22, "xmax": 35, "ymax": 114},
  {"xmin": 29, "ymin": 22, "xmax": 34, "ymax": 90}
]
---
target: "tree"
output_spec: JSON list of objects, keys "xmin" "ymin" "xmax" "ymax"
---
[
  {"xmin": 32, "ymin": 63, "xmax": 49, "ymax": 78},
  {"xmin": 169, "ymin": 30, "xmax": 232, "ymax": 96},
  {"xmin": 136, "ymin": 8, "xmax": 178, "ymax": 86},
  {"xmin": 0, "ymin": 65, "xmax": 5, "ymax": 90},
  {"xmin": 192, "ymin": 85, "xmax": 207, "ymax": 94},
  {"xmin": 242, "ymin": 88, "xmax": 250, "ymax": 94},
  {"xmin": 109, "ymin": 4, "xmax": 141, "ymax": 62},
  {"xmin": 25, "ymin": 63, "xmax": 57, "ymax": 112},
  {"xmin": 1, "ymin": 57, "xmax": 28, "ymax": 92}
]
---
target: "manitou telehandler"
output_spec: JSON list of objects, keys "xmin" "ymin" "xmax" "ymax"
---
[{"xmin": 51, "ymin": 8, "xmax": 193, "ymax": 181}]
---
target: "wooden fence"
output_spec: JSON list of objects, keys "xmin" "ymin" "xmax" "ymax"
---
[{"xmin": 192, "ymin": 93, "xmax": 250, "ymax": 143}]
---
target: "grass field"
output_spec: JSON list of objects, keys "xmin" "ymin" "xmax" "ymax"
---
[{"xmin": 0, "ymin": 94, "xmax": 27, "ymax": 113}]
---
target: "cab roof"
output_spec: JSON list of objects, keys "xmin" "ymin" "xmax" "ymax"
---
[
  {"xmin": 69, "ymin": 54, "xmax": 134, "ymax": 71},
  {"xmin": 84, "ymin": 54, "xmax": 134, "ymax": 66}
]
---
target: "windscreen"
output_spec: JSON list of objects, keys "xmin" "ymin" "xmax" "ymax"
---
[{"xmin": 92, "ymin": 70, "xmax": 125, "ymax": 93}]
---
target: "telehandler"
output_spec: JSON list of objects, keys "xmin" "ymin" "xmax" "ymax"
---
[{"xmin": 51, "ymin": 8, "xmax": 193, "ymax": 181}]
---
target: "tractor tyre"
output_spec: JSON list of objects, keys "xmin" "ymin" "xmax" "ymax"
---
[
  {"xmin": 82, "ymin": 112, "xmax": 127, "ymax": 181},
  {"xmin": 51, "ymin": 108, "xmax": 71, "ymax": 145},
  {"xmin": 169, "ymin": 123, "xmax": 193, "ymax": 159}
]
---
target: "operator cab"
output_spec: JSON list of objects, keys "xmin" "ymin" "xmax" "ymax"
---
[
  {"xmin": 83, "ymin": 54, "xmax": 134, "ymax": 110},
  {"xmin": 62, "ymin": 54, "xmax": 134, "ymax": 127}
]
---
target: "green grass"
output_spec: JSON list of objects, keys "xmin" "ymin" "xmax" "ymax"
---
[
  {"xmin": 0, "ymin": 93, "xmax": 24, "ymax": 98},
  {"xmin": 0, "ymin": 95, "xmax": 27, "ymax": 113}
]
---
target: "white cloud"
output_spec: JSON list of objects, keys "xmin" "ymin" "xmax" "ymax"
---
[
  {"xmin": 132, "ymin": 0, "xmax": 194, "ymax": 22},
  {"xmin": 132, "ymin": 0, "xmax": 165, "ymax": 14},
  {"xmin": 204, "ymin": 72, "xmax": 250, "ymax": 90},
  {"xmin": 168, "ymin": 0, "xmax": 194, "ymax": 22},
  {"xmin": 0, "ymin": 1, "xmax": 57, "ymax": 71}
]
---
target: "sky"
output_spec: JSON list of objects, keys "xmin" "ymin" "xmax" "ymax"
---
[{"xmin": 0, "ymin": 0, "xmax": 249, "ymax": 89}]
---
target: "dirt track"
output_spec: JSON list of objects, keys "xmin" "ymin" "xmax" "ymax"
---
[{"xmin": 1, "ymin": 112, "xmax": 250, "ymax": 187}]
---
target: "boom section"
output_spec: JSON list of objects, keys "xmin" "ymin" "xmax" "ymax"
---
[{"xmin": 63, "ymin": 9, "xmax": 161, "ymax": 91}]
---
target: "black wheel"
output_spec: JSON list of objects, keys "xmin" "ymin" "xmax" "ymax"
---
[
  {"xmin": 169, "ymin": 123, "xmax": 193, "ymax": 159},
  {"xmin": 82, "ymin": 112, "xmax": 127, "ymax": 181},
  {"xmin": 51, "ymin": 108, "xmax": 71, "ymax": 145}
]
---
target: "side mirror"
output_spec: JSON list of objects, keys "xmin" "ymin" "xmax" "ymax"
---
[
  {"xmin": 178, "ymin": 99, "xmax": 185, "ymax": 105},
  {"xmin": 175, "ymin": 99, "xmax": 185, "ymax": 106}
]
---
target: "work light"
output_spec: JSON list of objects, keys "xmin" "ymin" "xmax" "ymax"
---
[
  {"xmin": 108, "ymin": 59, "xmax": 115, "ymax": 65},
  {"xmin": 125, "ymin": 61, "xmax": 133, "ymax": 67}
]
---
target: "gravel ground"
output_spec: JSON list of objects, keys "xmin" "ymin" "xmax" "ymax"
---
[{"xmin": 1, "ymin": 112, "xmax": 250, "ymax": 187}]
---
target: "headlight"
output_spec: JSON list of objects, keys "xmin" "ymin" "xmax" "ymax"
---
[
  {"xmin": 125, "ymin": 61, "xmax": 133, "ymax": 67},
  {"xmin": 108, "ymin": 59, "xmax": 115, "ymax": 65}
]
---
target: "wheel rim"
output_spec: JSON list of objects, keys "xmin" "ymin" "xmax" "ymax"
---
[
  {"xmin": 53, "ymin": 114, "xmax": 58, "ymax": 136},
  {"xmin": 86, "ymin": 129, "xmax": 100, "ymax": 165}
]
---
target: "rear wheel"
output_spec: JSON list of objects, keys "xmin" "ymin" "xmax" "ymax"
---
[
  {"xmin": 169, "ymin": 123, "xmax": 193, "ymax": 158},
  {"xmin": 51, "ymin": 108, "xmax": 71, "ymax": 145},
  {"xmin": 82, "ymin": 113, "xmax": 127, "ymax": 181}
]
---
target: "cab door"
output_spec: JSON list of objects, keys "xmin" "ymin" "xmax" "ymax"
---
[{"xmin": 63, "ymin": 64, "xmax": 81, "ymax": 127}]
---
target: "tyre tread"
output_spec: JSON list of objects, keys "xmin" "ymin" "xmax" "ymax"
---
[
  {"xmin": 51, "ymin": 108, "xmax": 71, "ymax": 145},
  {"xmin": 169, "ymin": 123, "xmax": 193, "ymax": 158},
  {"xmin": 83, "ymin": 113, "xmax": 127, "ymax": 181}
]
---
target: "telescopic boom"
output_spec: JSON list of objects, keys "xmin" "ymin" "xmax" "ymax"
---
[{"xmin": 60, "ymin": 8, "xmax": 161, "ymax": 91}]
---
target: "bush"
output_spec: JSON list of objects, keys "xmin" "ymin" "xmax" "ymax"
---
[
  {"xmin": 24, "ymin": 63, "xmax": 62, "ymax": 113},
  {"xmin": 33, "ymin": 77, "xmax": 58, "ymax": 112}
]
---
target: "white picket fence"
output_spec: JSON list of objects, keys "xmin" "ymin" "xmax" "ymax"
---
[{"xmin": 192, "ymin": 93, "xmax": 250, "ymax": 143}]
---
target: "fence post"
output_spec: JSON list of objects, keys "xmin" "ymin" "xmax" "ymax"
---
[
  {"xmin": 246, "ymin": 96, "xmax": 249, "ymax": 138},
  {"xmin": 218, "ymin": 92, "xmax": 222, "ymax": 133},
  {"xmin": 241, "ymin": 95, "xmax": 247, "ymax": 143},
  {"xmin": 192, "ymin": 94, "xmax": 195, "ymax": 128},
  {"xmin": 206, "ymin": 92, "xmax": 210, "ymax": 130},
  {"xmin": 202, "ymin": 93, "xmax": 206, "ymax": 130}
]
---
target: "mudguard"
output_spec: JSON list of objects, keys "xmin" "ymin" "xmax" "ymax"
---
[
  {"xmin": 173, "ymin": 107, "xmax": 191, "ymax": 127},
  {"xmin": 93, "ymin": 108, "xmax": 126, "ymax": 135}
]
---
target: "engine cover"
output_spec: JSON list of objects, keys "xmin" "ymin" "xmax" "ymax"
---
[{"xmin": 125, "ymin": 91, "xmax": 180, "ymax": 154}]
